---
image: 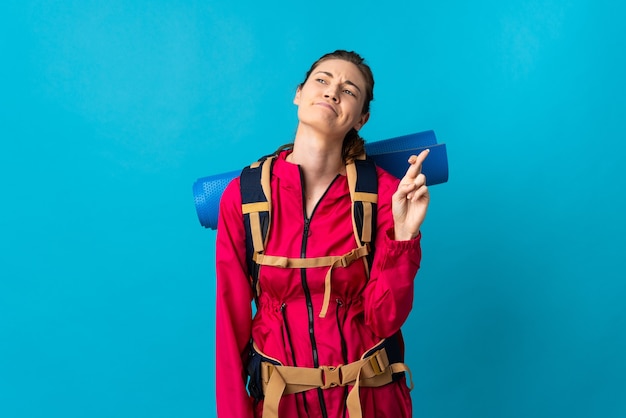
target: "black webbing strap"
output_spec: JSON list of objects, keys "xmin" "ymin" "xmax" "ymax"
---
[
  {"xmin": 350, "ymin": 157, "xmax": 378, "ymax": 272},
  {"xmin": 240, "ymin": 156, "xmax": 275, "ymax": 300}
]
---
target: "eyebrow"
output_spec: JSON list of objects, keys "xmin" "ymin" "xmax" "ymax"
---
[{"xmin": 314, "ymin": 71, "xmax": 362, "ymax": 93}]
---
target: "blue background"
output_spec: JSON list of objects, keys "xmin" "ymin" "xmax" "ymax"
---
[{"xmin": 2, "ymin": 1, "xmax": 625, "ymax": 417}]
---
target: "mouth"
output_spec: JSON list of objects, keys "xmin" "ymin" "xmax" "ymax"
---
[{"xmin": 315, "ymin": 102, "xmax": 338, "ymax": 115}]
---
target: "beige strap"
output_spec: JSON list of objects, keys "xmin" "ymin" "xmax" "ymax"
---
[
  {"xmin": 346, "ymin": 162, "xmax": 361, "ymax": 244},
  {"xmin": 352, "ymin": 191, "xmax": 378, "ymax": 204},
  {"xmin": 248, "ymin": 212, "xmax": 264, "ymax": 254},
  {"xmin": 254, "ymin": 245, "xmax": 370, "ymax": 318},
  {"xmin": 361, "ymin": 198, "xmax": 374, "ymax": 244},
  {"xmin": 245, "ymin": 157, "xmax": 275, "ymax": 255},
  {"xmin": 242, "ymin": 202, "xmax": 270, "ymax": 214},
  {"xmin": 345, "ymin": 161, "xmax": 377, "ymax": 269},
  {"xmin": 259, "ymin": 347, "xmax": 411, "ymax": 418},
  {"xmin": 260, "ymin": 157, "xmax": 273, "ymax": 228}
]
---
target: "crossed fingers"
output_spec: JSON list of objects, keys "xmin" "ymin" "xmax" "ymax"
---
[{"xmin": 399, "ymin": 149, "xmax": 429, "ymax": 201}]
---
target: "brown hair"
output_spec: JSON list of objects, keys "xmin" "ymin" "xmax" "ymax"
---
[{"xmin": 276, "ymin": 50, "xmax": 375, "ymax": 163}]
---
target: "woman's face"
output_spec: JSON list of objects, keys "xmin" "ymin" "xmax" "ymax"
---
[{"xmin": 294, "ymin": 59, "xmax": 370, "ymax": 138}]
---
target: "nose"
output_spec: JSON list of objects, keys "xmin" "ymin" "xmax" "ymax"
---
[{"xmin": 324, "ymin": 85, "xmax": 340, "ymax": 102}]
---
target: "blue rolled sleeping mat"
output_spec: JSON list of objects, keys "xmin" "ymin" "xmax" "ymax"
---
[{"xmin": 193, "ymin": 130, "xmax": 449, "ymax": 230}]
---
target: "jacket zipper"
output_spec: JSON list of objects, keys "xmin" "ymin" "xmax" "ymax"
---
[
  {"xmin": 298, "ymin": 167, "xmax": 339, "ymax": 418},
  {"xmin": 301, "ymin": 217, "xmax": 326, "ymax": 418}
]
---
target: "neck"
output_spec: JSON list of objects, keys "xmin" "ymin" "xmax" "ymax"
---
[{"xmin": 289, "ymin": 124, "xmax": 345, "ymax": 177}]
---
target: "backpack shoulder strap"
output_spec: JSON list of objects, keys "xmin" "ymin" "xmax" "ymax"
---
[
  {"xmin": 346, "ymin": 157, "xmax": 378, "ymax": 275},
  {"xmin": 240, "ymin": 154, "xmax": 379, "ymax": 308},
  {"xmin": 240, "ymin": 155, "xmax": 275, "ymax": 299}
]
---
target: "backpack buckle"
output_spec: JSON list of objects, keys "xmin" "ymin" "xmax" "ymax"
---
[
  {"xmin": 262, "ymin": 362, "xmax": 275, "ymax": 383},
  {"xmin": 368, "ymin": 352, "xmax": 384, "ymax": 376},
  {"xmin": 340, "ymin": 247, "xmax": 364, "ymax": 268},
  {"xmin": 321, "ymin": 365, "xmax": 343, "ymax": 389}
]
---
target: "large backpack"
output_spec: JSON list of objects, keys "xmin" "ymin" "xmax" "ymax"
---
[{"xmin": 239, "ymin": 154, "xmax": 379, "ymax": 318}]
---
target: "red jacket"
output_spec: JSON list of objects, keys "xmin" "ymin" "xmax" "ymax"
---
[{"xmin": 216, "ymin": 151, "xmax": 422, "ymax": 417}]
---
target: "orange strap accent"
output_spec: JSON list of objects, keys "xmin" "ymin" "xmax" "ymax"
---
[
  {"xmin": 257, "ymin": 343, "xmax": 413, "ymax": 418},
  {"xmin": 345, "ymin": 355, "xmax": 413, "ymax": 418},
  {"xmin": 346, "ymin": 161, "xmax": 376, "ymax": 264},
  {"xmin": 254, "ymin": 245, "xmax": 370, "ymax": 318},
  {"xmin": 246, "ymin": 157, "xmax": 275, "ymax": 255},
  {"xmin": 242, "ymin": 202, "xmax": 270, "ymax": 214}
]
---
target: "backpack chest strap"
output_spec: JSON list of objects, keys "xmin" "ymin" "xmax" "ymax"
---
[{"xmin": 254, "ymin": 245, "xmax": 370, "ymax": 318}]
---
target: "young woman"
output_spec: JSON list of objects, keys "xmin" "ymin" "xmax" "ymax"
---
[{"xmin": 216, "ymin": 50, "xmax": 429, "ymax": 417}]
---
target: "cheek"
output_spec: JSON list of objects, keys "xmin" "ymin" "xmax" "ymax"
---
[{"xmin": 346, "ymin": 103, "xmax": 364, "ymax": 120}]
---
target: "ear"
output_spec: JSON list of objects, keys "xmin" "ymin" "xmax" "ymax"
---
[
  {"xmin": 354, "ymin": 112, "xmax": 370, "ymax": 131},
  {"xmin": 293, "ymin": 86, "xmax": 302, "ymax": 105}
]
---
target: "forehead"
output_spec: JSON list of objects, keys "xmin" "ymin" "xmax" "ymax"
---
[{"xmin": 312, "ymin": 59, "xmax": 367, "ymax": 87}]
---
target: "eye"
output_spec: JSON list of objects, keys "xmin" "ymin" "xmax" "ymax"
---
[
  {"xmin": 343, "ymin": 89, "xmax": 356, "ymax": 97},
  {"xmin": 316, "ymin": 78, "xmax": 327, "ymax": 84}
]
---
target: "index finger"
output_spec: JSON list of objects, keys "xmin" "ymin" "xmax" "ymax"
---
[{"xmin": 403, "ymin": 149, "xmax": 430, "ymax": 180}]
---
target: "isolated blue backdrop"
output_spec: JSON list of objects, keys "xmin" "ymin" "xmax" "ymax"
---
[{"xmin": 1, "ymin": 1, "xmax": 625, "ymax": 417}]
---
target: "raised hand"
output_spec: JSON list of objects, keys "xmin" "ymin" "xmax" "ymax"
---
[{"xmin": 392, "ymin": 149, "xmax": 430, "ymax": 240}]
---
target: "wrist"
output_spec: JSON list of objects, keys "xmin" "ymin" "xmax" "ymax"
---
[{"xmin": 393, "ymin": 226, "xmax": 419, "ymax": 241}]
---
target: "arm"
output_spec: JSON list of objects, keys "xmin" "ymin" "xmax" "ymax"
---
[
  {"xmin": 215, "ymin": 179, "xmax": 254, "ymax": 417},
  {"xmin": 362, "ymin": 155, "xmax": 428, "ymax": 338}
]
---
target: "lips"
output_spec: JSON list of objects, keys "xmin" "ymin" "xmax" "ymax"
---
[{"xmin": 315, "ymin": 102, "xmax": 338, "ymax": 115}]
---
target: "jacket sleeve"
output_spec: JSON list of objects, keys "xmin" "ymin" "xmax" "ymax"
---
[
  {"xmin": 362, "ymin": 170, "xmax": 422, "ymax": 338},
  {"xmin": 215, "ymin": 178, "xmax": 254, "ymax": 417}
]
